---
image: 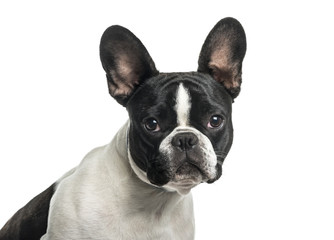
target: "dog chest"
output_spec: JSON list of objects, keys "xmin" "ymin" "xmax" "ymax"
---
[{"xmin": 41, "ymin": 126, "xmax": 195, "ymax": 239}]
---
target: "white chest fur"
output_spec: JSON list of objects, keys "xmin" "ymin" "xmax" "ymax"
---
[{"xmin": 41, "ymin": 123, "xmax": 195, "ymax": 240}]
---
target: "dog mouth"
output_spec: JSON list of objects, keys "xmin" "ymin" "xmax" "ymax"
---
[
  {"xmin": 173, "ymin": 162, "xmax": 204, "ymax": 182},
  {"xmin": 145, "ymin": 150, "xmax": 221, "ymax": 193},
  {"xmin": 145, "ymin": 159, "xmax": 221, "ymax": 195},
  {"xmin": 163, "ymin": 162, "xmax": 203, "ymax": 195}
]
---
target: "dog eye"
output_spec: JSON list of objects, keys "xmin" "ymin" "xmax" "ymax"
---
[
  {"xmin": 207, "ymin": 115, "xmax": 224, "ymax": 129},
  {"xmin": 144, "ymin": 118, "xmax": 160, "ymax": 132}
]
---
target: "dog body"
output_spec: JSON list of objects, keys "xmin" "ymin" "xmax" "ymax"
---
[
  {"xmin": 0, "ymin": 18, "xmax": 246, "ymax": 240},
  {"xmin": 42, "ymin": 122, "xmax": 195, "ymax": 239}
]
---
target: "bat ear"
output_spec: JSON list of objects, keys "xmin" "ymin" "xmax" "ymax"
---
[
  {"xmin": 198, "ymin": 17, "xmax": 247, "ymax": 99},
  {"xmin": 100, "ymin": 25, "xmax": 158, "ymax": 106}
]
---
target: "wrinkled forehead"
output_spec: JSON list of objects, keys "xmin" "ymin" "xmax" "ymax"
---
[{"xmin": 127, "ymin": 72, "xmax": 232, "ymax": 119}]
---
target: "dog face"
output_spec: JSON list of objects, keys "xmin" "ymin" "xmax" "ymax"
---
[
  {"xmin": 100, "ymin": 18, "xmax": 246, "ymax": 194},
  {"xmin": 126, "ymin": 73, "xmax": 234, "ymax": 194}
]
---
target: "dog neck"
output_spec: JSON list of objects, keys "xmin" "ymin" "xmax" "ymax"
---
[{"xmin": 105, "ymin": 121, "xmax": 191, "ymax": 216}]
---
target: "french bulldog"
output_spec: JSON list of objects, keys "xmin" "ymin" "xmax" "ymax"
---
[{"xmin": 0, "ymin": 17, "xmax": 246, "ymax": 240}]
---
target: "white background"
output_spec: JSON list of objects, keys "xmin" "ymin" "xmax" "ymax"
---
[{"xmin": 1, "ymin": 1, "xmax": 333, "ymax": 239}]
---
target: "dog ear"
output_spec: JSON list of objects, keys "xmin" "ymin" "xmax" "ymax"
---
[
  {"xmin": 198, "ymin": 17, "xmax": 246, "ymax": 99},
  {"xmin": 100, "ymin": 26, "xmax": 158, "ymax": 106}
]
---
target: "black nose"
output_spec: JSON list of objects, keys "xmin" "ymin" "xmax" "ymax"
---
[{"xmin": 171, "ymin": 132, "xmax": 199, "ymax": 151}]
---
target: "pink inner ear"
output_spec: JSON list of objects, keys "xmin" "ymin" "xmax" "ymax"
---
[
  {"xmin": 107, "ymin": 54, "xmax": 142, "ymax": 98},
  {"xmin": 117, "ymin": 54, "xmax": 140, "ymax": 84},
  {"xmin": 210, "ymin": 46, "xmax": 231, "ymax": 69},
  {"xmin": 208, "ymin": 46, "xmax": 241, "ymax": 90},
  {"xmin": 108, "ymin": 78, "xmax": 134, "ymax": 97}
]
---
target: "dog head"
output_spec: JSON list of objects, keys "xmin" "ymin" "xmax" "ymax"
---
[{"xmin": 100, "ymin": 18, "xmax": 246, "ymax": 194}]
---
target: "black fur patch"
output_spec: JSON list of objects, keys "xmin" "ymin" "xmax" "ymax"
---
[{"xmin": 0, "ymin": 183, "xmax": 55, "ymax": 240}]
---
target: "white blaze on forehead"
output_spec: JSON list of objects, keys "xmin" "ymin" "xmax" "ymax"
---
[{"xmin": 175, "ymin": 83, "xmax": 191, "ymax": 126}]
